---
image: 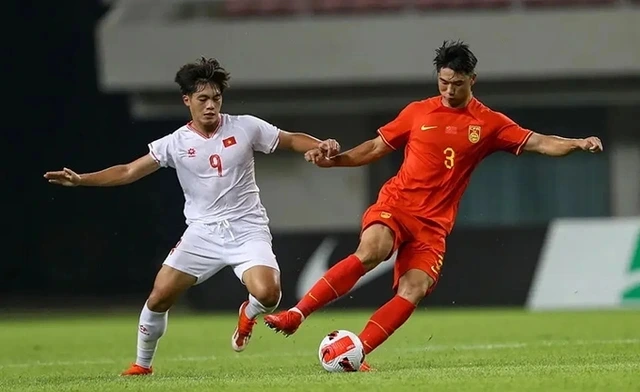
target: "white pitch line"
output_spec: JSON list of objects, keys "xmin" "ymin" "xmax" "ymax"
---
[{"xmin": 0, "ymin": 338, "xmax": 638, "ymax": 370}]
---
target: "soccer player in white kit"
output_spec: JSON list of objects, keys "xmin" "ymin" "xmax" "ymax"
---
[{"xmin": 43, "ymin": 58, "xmax": 340, "ymax": 376}]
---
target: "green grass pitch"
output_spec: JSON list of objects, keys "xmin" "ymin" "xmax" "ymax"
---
[{"xmin": 1, "ymin": 308, "xmax": 639, "ymax": 391}]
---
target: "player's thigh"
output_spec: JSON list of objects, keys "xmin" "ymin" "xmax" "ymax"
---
[
  {"xmin": 358, "ymin": 204, "xmax": 409, "ymax": 269},
  {"xmin": 162, "ymin": 225, "xmax": 227, "ymax": 285},
  {"xmin": 228, "ymin": 239, "xmax": 281, "ymax": 304},
  {"xmin": 393, "ymin": 243, "xmax": 443, "ymax": 304}
]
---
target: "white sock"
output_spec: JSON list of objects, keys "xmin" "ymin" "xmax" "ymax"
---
[
  {"xmin": 136, "ymin": 301, "xmax": 168, "ymax": 368},
  {"xmin": 290, "ymin": 307, "xmax": 305, "ymax": 320},
  {"xmin": 244, "ymin": 293, "xmax": 281, "ymax": 319}
]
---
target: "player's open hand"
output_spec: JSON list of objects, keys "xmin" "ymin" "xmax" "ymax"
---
[
  {"xmin": 318, "ymin": 139, "xmax": 340, "ymax": 158},
  {"xmin": 578, "ymin": 136, "xmax": 603, "ymax": 153},
  {"xmin": 305, "ymin": 148, "xmax": 336, "ymax": 168},
  {"xmin": 44, "ymin": 167, "xmax": 82, "ymax": 186}
]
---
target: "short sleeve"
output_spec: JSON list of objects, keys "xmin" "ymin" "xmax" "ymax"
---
[
  {"xmin": 490, "ymin": 112, "xmax": 534, "ymax": 156},
  {"xmin": 242, "ymin": 115, "xmax": 281, "ymax": 154},
  {"xmin": 148, "ymin": 133, "xmax": 176, "ymax": 168},
  {"xmin": 377, "ymin": 102, "xmax": 417, "ymax": 150}
]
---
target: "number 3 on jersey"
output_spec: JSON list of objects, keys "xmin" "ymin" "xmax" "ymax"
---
[
  {"xmin": 443, "ymin": 147, "xmax": 455, "ymax": 169},
  {"xmin": 209, "ymin": 154, "xmax": 223, "ymax": 176}
]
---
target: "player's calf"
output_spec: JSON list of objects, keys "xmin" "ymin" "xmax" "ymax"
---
[
  {"xmin": 395, "ymin": 269, "xmax": 434, "ymax": 305},
  {"xmin": 357, "ymin": 270, "xmax": 434, "ymax": 355},
  {"xmin": 266, "ymin": 225, "xmax": 396, "ymax": 336},
  {"xmin": 233, "ymin": 270, "xmax": 281, "ymax": 351},
  {"xmin": 135, "ymin": 302, "xmax": 168, "ymax": 369},
  {"xmin": 124, "ymin": 266, "xmax": 195, "ymax": 375}
]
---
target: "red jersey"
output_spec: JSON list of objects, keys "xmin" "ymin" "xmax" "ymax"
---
[{"xmin": 376, "ymin": 96, "xmax": 533, "ymax": 238}]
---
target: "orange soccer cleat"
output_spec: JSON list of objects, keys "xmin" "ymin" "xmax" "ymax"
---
[
  {"xmin": 264, "ymin": 310, "xmax": 304, "ymax": 336},
  {"xmin": 359, "ymin": 361, "xmax": 372, "ymax": 372},
  {"xmin": 120, "ymin": 363, "xmax": 153, "ymax": 376},
  {"xmin": 231, "ymin": 300, "xmax": 257, "ymax": 352}
]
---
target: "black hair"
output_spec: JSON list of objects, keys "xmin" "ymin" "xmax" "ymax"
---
[
  {"xmin": 174, "ymin": 57, "xmax": 231, "ymax": 96},
  {"xmin": 433, "ymin": 40, "xmax": 477, "ymax": 75}
]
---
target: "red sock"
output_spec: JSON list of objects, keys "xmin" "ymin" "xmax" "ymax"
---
[
  {"xmin": 295, "ymin": 254, "xmax": 365, "ymax": 317},
  {"xmin": 358, "ymin": 295, "xmax": 416, "ymax": 355}
]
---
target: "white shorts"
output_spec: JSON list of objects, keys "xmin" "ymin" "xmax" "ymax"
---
[{"xmin": 162, "ymin": 220, "xmax": 279, "ymax": 285}]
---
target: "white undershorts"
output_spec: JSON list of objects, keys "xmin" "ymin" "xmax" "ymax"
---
[{"xmin": 162, "ymin": 220, "xmax": 279, "ymax": 285}]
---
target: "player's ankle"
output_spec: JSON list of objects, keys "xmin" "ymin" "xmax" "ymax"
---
[
  {"xmin": 289, "ymin": 307, "xmax": 305, "ymax": 321},
  {"xmin": 134, "ymin": 362, "xmax": 151, "ymax": 369}
]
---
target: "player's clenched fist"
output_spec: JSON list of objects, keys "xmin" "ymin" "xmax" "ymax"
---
[
  {"xmin": 318, "ymin": 139, "xmax": 340, "ymax": 158},
  {"xmin": 577, "ymin": 136, "xmax": 603, "ymax": 153},
  {"xmin": 304, "ymin": 148, "xmax": 336, "ymax": 167},
  {"xmin": 44, "ymin": 167, "xmax": 82, "ymax": 186}
]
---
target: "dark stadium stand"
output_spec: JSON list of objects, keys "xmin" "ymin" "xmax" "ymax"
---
[
  {"xmin": 413, "ymin": 0, "xmax": 511, "ymax": 10},
  {"xmin": 310, "ymin": 0, "xmax": 406, "ymax": 14},
  {"xmin": 522, "ymin": 0, "xmax": 617, "ymax": 8}
]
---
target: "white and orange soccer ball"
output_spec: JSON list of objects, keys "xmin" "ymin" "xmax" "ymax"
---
[{"xmin": 318, "ymin": 330, "xmax": 365, "ymax": 372}]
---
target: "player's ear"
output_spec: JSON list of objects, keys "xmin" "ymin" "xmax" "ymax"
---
[
  {"xmin": 470, "ymin": 73, "xmax": 477, "ymax": 86},
  {"xmin": 182, "ymin": 95, "xmax": 190, "ymax": 107}
]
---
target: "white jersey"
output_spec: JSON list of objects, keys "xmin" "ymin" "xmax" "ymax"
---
[{"xmin": 148, "ymin": 113, "xmax": 280, "ymax": 226}]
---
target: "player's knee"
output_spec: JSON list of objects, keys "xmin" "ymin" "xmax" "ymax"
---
[
  {"xmin": 396, "ymin": 282, "xmax": 429, "ymax": 305},
  {"xmin": 244, "ymin": 266, "xmax": 281, "ymax": 308},
  {"xmin": 147, "ymin": 265, "xmax": 195, "ymax": 312},
  {"xmin": 146, "ymin": 288, "xmax": 176, "ymax": 312},
  {"xmin": 396, "ymin": 270, "xmax": 434, "ymax": 305},
  {"xmin": 354, "ymin": 243, "xmax": 390, "ymax": 271},
  {"xmin": 355, "ymin": 225, "xmax": 395, "ymax": 271},
  {"xmin": 250, "ymin": 285, "xmax": 281, "ymax": 309},
  {"xmin": 245, "ymin": 275, "xmax": 282, "ymax": 310}
]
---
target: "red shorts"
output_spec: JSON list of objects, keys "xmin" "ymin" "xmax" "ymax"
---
[{"xmin": 360, "ymin": 202, "xmax": 445, "ymax": 295}]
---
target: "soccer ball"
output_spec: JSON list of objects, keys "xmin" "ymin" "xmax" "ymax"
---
[{"xmin": 318, "ymin": 330, "xmax": 365, "ymax": 372}]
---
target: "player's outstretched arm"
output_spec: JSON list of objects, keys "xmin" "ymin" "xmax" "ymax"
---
[
  {"xmin": 306, "ymin": 136, "xmax": 393, "ymax": 168},
  {"xmin": 277, "ymin": 131, "xmax": 340, "ymax": 157},
  {"xmin": 43, "ymin": 154, "xmax": 160, "ymax": 187},
  {"xmin": 523, "ymin": 133, "xmax": 603, "ymax": 157}
]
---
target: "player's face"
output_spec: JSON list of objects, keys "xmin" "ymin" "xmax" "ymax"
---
[
  {"xmin": 183, "ymin": 83, "xmax": 223, "ymax": 127},
  {"xmin": 438, "ymin": 68, "xmax": 475, "ymax": 108}
]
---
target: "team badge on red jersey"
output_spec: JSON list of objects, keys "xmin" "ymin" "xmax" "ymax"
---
[{"xmin": 468, "ymin": 125, "xmax": 481, "ymax": 144}]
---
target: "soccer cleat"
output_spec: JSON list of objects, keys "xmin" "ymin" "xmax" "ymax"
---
[
  {"xmin": 231, "ymin": 300, "xmax": 257, "ymax": 352},
  {"xmin": 121, "ymin": 363, "xmax": 153, "ymax": 376},
  {"xmin": 359, "ymin": 361, "xmax": 372, "ymax": 372},
  {"xmin": 264, "ymin": 310, "xmax": 304, "ymax": 336}
]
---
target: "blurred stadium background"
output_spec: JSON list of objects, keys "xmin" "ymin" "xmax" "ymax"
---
[
  {"xmin": 2, "ymin": 1, "xmax": 640, "ymax": 390},
  {"xmin": 5, "ymin": 0, "xmax": 638, "ymax": 313}
]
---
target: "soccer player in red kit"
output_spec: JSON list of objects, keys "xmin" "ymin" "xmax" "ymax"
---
[{"xmin": 265, "ymin": 41, "xmax": 603, "ymax": 370}]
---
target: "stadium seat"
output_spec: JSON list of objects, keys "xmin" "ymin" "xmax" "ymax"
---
[
  {"xmin": 310, "ymin": 0, "xmax": 407, "ymax": 14},
  {"xmin": 413, "ymin": 0, "xmax": 511, "ymax": 10},
  {"xmin": 224, "ymin": 0, "xmax": 301, "ymax": 17},
  {"xmin": 521, "ymin": 0, "xmax": 616, "ymax": 8}
]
